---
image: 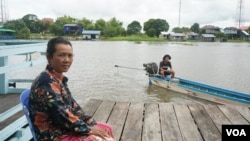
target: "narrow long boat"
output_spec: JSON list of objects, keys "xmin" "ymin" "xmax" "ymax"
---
[
  {"xmin": 148, "ymin": 75, "xmax": 250, "ymax": 107},
  {"xmin": 115, "ymin": 63, "xmax": 250, "ymax": 106}
]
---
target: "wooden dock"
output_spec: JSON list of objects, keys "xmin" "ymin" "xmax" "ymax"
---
[
  {"xmin": 1, "ymin": 95, "xmax": 250, "ymax": 141},
  {"xmin": 83, "ymin": 99, "xmax": 250, "ymax": 141}
]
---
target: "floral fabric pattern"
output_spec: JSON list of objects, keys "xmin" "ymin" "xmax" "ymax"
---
[{"xmin": 29, "ymin": 65, "xmax": 91, "ymax": 140}]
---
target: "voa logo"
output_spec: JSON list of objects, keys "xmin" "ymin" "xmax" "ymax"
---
[{"xmin": 226, "ymin": 129, "xmax": 246, "ymax": 136}]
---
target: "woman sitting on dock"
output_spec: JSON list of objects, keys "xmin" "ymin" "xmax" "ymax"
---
[{"xmin": 29, "ymin": 37, "xmax": 115, "ymax": 141}]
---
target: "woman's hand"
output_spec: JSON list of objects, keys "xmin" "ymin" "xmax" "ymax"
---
[
  {"xmin": 86, "ymin": 117, "xmax": 97, "ymax": 126},
  {"xmin": 89, "ymin": 125, "xmax": 109, "ymax": 139},
  {"xmin": 86, "ymin": 118, "xmax": 93, "ymax": 124}
]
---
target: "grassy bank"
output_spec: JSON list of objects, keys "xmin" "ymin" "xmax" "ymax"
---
[
  {"xmin": 102, "ymin": 35, "xmax": 167, "ymax": 42},
  {"xmin": 29, "ymin": 33, "xmax": 249, "ymax": 43}
]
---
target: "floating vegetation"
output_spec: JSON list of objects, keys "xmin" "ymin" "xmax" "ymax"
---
[
  {"xmin": 170, "ymin": 42, "xmax": 194, "ymax": 46},
  {"xmin": 135, "ymin": 41, "xmax": 142, "ymax": 44}
]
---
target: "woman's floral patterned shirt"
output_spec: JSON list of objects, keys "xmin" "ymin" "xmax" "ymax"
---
[{"xmin": 29, "ymin": 65, "xmax": 91, "ymax": 140}]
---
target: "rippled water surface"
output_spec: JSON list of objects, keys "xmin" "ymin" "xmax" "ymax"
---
[{"xmin": 9, "ymin": 41, "xmax": 250, "ymax": 105}]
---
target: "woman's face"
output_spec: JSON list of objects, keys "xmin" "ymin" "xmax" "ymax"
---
[{"xmin": 48, "ymin": 43, "xmax": 73, "ymax": 74}]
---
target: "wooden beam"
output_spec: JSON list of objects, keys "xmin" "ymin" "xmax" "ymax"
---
[
  {"xmin": 0, "ymin": 43, "xmax": 46, "ymax": 57},
  {"xmin": 0, "ymin": 58, "xmax": 46, "ymax": 74}
]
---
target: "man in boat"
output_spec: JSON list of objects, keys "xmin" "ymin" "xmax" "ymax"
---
[{"xmin": 159, "ymin": 54, "xmax": 175, "ymax": 80}]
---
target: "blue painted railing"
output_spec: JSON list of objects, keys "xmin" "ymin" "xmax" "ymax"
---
[
  {"xmin": 0, "ymin": 42, "xmax": 46, "ymax": 140},
  {"xmin": 0, "ymin": 42, "xmax": 46, "ymax": 94}
]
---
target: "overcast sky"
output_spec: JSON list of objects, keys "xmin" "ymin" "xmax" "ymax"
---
[{"xmin": 5, "ymin": 0, "xmax": 250, "ymax": 30}]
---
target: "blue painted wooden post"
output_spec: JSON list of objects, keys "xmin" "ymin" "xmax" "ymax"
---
[{"xmin": 0, "ymin": 56, "xmax": 8, "ymax": 94}]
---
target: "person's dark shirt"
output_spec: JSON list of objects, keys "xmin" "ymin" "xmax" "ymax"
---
[{"xmin": 159, "ymin": 61, "xmax": 172, "ymax": 74}]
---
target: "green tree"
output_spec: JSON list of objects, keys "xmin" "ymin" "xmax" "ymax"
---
[
  {"xmin": 102, "ymin": 17, "xmax": 125, "ymax": 37},
  {"xmin": 17, "ymin": 27, "xmax": 31, "ymax": 39},
  {"xmin": 147, "ymin": 28, "xmax": 156, "ymax": 37},
  {"xmin": 32, "ymin": 20, "xmax": 45, "ymax": 33},
  {"xmin": 215, "ymin": 32, "xmax": 226, "ymax": 40},
  {"xmin": 199, "ymin": 28, "xmax": 206, "ymax": 34},
  {"xmin": 5, "ymin": 19, "xmax": 25, "ymax": 30},
  {"xmin": 95, "ymin": 19, "xmax": 106, "ymax": 29},
  {"xmin": 127, "ymin": 21, "xmax": 142, "ymax": 35},
  {"xmin": 22, "ymin": 14, "xmax": 39, "ymax": 33},
  {"xmin": 4, "ymin": 19, "xmax": 30, "ymax": 39},
  {"xmin": 78, "ymin": 18, "xmax": 94, "ymax": 30},
  {"xmin": 143, "ymin": 19, "xmax": 169, "ymax": 37},
  {"xmin": 40, "ymin": 20, "xmax": 52, "ymax": 34},
  {"xmin": 50, "ymin": 15, "xmax": 77, "ymax": 36},
  {"xmin": 49, "ymin": 24, "xmax": 64, "ymax": 36},
  {"xmin": 56, "ymin": 15, "xmax": 77, "ymax": 25},
  {"xmin": 190, "ymin": 23, "xmax": 200, "ymax": 33},
  {"xmin": 95, "ymin": 19, "xmax": 106, "ymax": 35}
]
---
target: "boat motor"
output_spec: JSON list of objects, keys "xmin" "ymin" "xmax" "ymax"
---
[{"xmin": 143, "ymin": 62, "xmax": 158, "ymax": 75}]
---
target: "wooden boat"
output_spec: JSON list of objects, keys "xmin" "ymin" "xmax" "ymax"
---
[
  {"xmin": 143, "ymin": 62, "xmax": 250, "ymax": 107},
  {"xmin": 115, "ymin": 63, "xmax": 250, "ymax": 106},
  {"xmin": 148, "ymin": 75, "xmax": 250, "ymax": 107}
]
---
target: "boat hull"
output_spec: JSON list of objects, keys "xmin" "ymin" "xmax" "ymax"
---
[{"xmin": 149, "ymin": 76, "xmax": 250, "ymax": 107}]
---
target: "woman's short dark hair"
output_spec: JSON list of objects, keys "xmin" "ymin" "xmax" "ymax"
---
[
  {"xmin": 163, "ymin": 54, "xmax": 171, "ymax": 60},
  {"xmin": 46, "ymin": 37, "xmax": 72, "ymax": 57}
]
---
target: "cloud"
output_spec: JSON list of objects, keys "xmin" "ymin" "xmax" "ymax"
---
[{"xmin": 6, "ymin": 0, "xmax": 250, "ymax": 30}]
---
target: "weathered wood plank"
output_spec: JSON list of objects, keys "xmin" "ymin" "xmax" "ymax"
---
[
  {"xmin": 174, "ymin": 104, "xmax": 202, "ymax": 141},
  {"xmin": 92, "ymin": 100, "xmax": 115, "ymax": 123},
  {"xmin": 226, "ymin": 105, "xmax": 250, "ymax": 123},
  {"xmin": 120, "ymin": 102, "xmax": 144, "ymax": 141},
  {"xmin": 142, "ymin": 103, "xmax": 162, "ymax": 141},
  {"xmin": 203, "ymin": 104, "xmax": 231, "ymax": 133},
  {"xmin": 189, "ymin": 105, "xmax": 221, "ymax": 141},
  {"xmin": 0, "ymin": 94, "xmax": 20, "ymax": 113},
  {"xmin": 4, "ymin": 97, "xmax": 250, "ymax": 141},
  {"xmin": 218, "ymin": 105, "xmax": 249, "ymax": 124},
  {"xmin": 107, "ymin": 102, "xmax": 130, "ymax": 140},
  {"xmin": 82, "ymin": 99, "xmax": 102, "ymax": 116},
  {"xmin": 159, "ymin": 103, "xmax": 182, "ymax": 141}
]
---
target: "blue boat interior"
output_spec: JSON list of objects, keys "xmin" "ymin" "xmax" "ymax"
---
[{"xmin": 149, "ymin": 76, "xmax": 250, "ymax": 105}]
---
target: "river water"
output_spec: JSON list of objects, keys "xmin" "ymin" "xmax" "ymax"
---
[{"xmin": 8, "ymin": 41, "xmax": 250, "ymax": 105}]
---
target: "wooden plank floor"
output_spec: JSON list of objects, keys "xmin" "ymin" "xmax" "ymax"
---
[
  {"xmin": 0, "ymin": 94, "xmax": 249, "ymax": 141},
  {"xmin": 0, "ymin": 93, "xmax": 20, "ymax": 113},
  {"xmin": 82, "ymin": 99, "xmax": 250, "ymax": 141},
  {"xmin": 0, "ymin": 93, "xmax": 22, "ymax": 131}
]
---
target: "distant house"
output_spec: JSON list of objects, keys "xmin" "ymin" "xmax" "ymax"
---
[
  {"xmin": 224, "ymin": 27, "xmax": 238, "ymax": 39},
  {"xmin": 240, "ymin": 30, "xmax": 249, "ymax": 40},
  {"xmin": 187, "ymin": 32, "xmax": 199, "ymax": 40},
  {"xmin": 0, "ymin": 26, "xmax": 16, "ymax": 39},
  {"xmin": 224, "ymin": 26, "xmax": 249, "ymax": 40},
  {"xmin": 82, "ymin": 30, "xmax": 101, "ymax": 40},
  {"xmin": 64, "ymin": 24, "xmax": 83, "ymax": 35},
  {"xmin": 201, "ymin": 25, "xmax": 220, "ymax": 34},
  {"xmin": 239, "ymin": 26, "xmax": 249, "ymax": 40},
  {"xmin": 200, "ymin": 34, "xmax": 215, "ymax": 42},
  {"xmin": 169, "ymin": 32, "xmax": 186, "ymax": 41},
  {"xmin": 159, "ymin": 31, "xmax": 169, "ymax": 38},
  {"xmin": 224, "ymin": 27, "xmax": 238, "ymax": 34}
]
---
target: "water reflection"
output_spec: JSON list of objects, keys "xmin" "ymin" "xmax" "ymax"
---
[{"xmin": 146, "ymin": 85, "xmax": 217, "ymax": 104}]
